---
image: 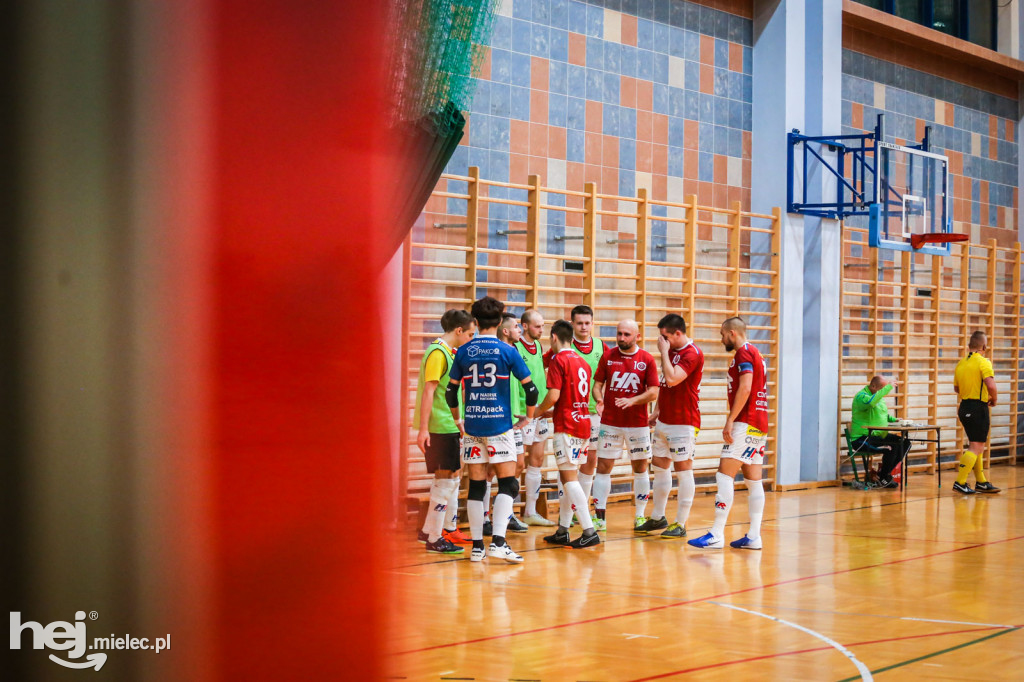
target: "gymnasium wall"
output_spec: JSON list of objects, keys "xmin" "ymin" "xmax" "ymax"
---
[
  {"xmin": 437, "ymin": 0, "xmax": 755, "ymax": 257},
  {"xmin": 840, "ymin": 49, "xmax": 1020, "ymax": 247}
]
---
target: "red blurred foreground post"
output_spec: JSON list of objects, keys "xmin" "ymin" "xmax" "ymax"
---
[{"xmin": 208, "ymin": 1, "xmax": 405, "ymax": 678}]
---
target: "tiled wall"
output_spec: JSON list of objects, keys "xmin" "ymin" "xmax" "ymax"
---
[
  {"xmin": 841, "ymin": 49, "xmax": 1019, "ymax": 246},
  {"xmin": 437, "ymin": 0, "xmax": 754, "ymax": 256}
]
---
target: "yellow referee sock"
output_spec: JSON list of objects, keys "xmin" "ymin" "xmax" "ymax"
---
[
  {"xmin": 973, "ymin": 453, "xmax": 988, "ymax": 484},
  {"xmin": 955, "ymin": 450, "xmax": 977, "ymax": 485}
]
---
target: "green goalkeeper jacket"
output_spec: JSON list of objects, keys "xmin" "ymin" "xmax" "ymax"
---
[{"xmin": 850, "ymin": 383, "xmax": 898, "ymax": 439}]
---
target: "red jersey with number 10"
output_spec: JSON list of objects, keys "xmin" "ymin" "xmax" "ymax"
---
[
  {"xmin": 658, "ymin": 342, "xmax": 704, "ymax": 427},
  {"xmin": 727, "ymin": 342, "xmax": 769, "ymax": 433},
  {"xmin": 545, "ymin": 349, "xmax": 592, "ymax": 439},
  {"xmin": 594, "ymin": 346, "xmax": 659, "ymax": 428}
]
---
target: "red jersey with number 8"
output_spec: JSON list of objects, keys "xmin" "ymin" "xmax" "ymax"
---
[
  {"xmin": 727, "ymin": 342, "xmax": 769, "ymax": 433},
  {"xmin": 546, "ymin": 349, "xmax": 592, "ymax": 439},
  {"xmin": 658, "ymin": 342, "xmax": 704, "ymax": 427}
]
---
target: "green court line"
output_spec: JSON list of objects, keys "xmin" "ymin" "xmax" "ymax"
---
[{"xmin": 836, "ymin": 627, "xmax": 1020, "ymax": 681}]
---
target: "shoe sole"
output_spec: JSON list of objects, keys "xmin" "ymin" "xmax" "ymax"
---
[
  {"xmin": 976, "ymin": 489, "xmax": 1001, "ymax": 494},
  {"xmin": 489, "ymin": 553, "xmax": 524, "ymax": 563},
  {"xmin": 660, "ymin": 532, "xmax": 686, "ymax": 539},
  {"xmin": 731, "ymin": 544, "xmax": 762, "ymax": 550},
  {"xmin": 427, "ymin": 549, "xmax": 465, "ymax": 554}
]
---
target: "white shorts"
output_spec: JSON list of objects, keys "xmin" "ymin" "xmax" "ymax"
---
[
  {"xmin": 553, "ymin": 433, "xmax": 590, "ymax": 470},
  {"xmin": 522, "ymin": 417, "xmax": 551, "ymax": 446},
  {"xmin": 588, "ymin": 414, "xmax": 601, "ymax": 447},
  {"xmin": 652, "ymin": 422, "xmax": 698, "ymax": 462},
  {"xmin": 598, "ymin": 424, "xmax": 652, "ymax": 460},
  {"xmin": 462, "ymin": 429, "xmax": 518, "ymax": 465},
  {"xmin": 513, "ymin": 426, "xmax": 525, "ymax": 455},
  {"xmin": 720, "ymin": 422, "xmax": 767, "ymax": 465}
]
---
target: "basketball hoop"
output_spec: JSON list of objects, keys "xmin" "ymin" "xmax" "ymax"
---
[{"xmin": 909, "ymin": 232, "xmax": 969, "ymax": 250}]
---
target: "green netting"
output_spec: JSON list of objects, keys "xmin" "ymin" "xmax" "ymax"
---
[{"xmin": 390, "ymin": 0, "xmax": 498, "ymax": 131}]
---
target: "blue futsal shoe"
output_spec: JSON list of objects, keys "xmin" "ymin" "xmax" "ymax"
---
[
  {"xmin": 729, "ymin": 534, "xmax": 762, "ymax": 550},
  {"xmin": 686, "ymin": 532, "xmax": 724, "ymax": 549}
]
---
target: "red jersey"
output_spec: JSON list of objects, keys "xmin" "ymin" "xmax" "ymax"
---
[
  {"xmin": 545, "ymin": 349, "xmax": 592, "ymax": 439},
  {"xmin": 594, "ymin": 346, "xmax": 659, "ymax": 428},
  {"xmin": 657, "ymin": 342, "xmax": 704, "ymax": 427},
  {"xmin": 727, "ymin": 342, "xmax": 769, "ymax": 433}
]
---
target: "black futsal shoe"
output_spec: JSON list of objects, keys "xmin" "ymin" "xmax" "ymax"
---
[
  {"xmin": 635, "ymin": 516, "xmax": 669, "ymax": 533},
  {"xmin": 569, "ymin": 531, "xmax": 601, "ymax": 549},
  {"xmin": 974, "ymin": 481, "xmax": 1001, "ymax": 494},
  {"xmin": 507, "ymin": 515, "xmax": 529, "ymax": 533},
  {"xmin": 482, "ymin": 520, "xmax": 493, "ymax": 536},
  {"xmin": 543, "ymin": 529, "xmax": 571, "ymax": 545},
  {"xmin": 952, "ymin": 482, "xmax": 976, "ymax": 495}
]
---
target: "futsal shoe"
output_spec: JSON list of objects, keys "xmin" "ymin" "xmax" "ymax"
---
[
  {"xmin": 636, "ymin": 516, "xmax": 668, "ymax": 533},
  {"xmin": 543, "ymin": 529, "xmax": 571, "ymax": 546},
  {"xmin": 633, "ymin": 516, "xmax": 649, "ymax": 531},
  {"xmin": 569, "ymin": 531, "xmax": 601, "ymax": 549},
  {"xmin": 443, "ymin": 528, "xmax": 473, "ymax": 544},
  {"xmin": 469, "ymin": 546, "xmax": 487, "ymax": 562},
  {"xmin": 952, "ymin": 482, "xmax": 976, "ymax": 495},
  {"xmin": 974, "ymin": 481, "xmax": 1001, "ymax": 493},
  {"xmin": 507, "ymin": 515, "xmax": 529, "ymax": 533},
  {"xmin": 687, "ymin": 532, "xmax": 724, "ymax": 549},
  {"xmin": 523, "ymin": 513, "xmax": 556, "ymax": 527},
  {"xmin": 591, "ymin": 514, "xmax": 606, "ymax": 531},
  {"xmin": 482, "ymin": 520, "xmax": 494, "ymax": 536},
  {"xmin": 660, "ymin": 522, "xmax": 686, "ymax": 539},
  {"xmin": 416, "ymin": 530, "xmax": 429, "ymax": 544},
  {"xmin": 488, "ymin": 542, "xmax": 524, "ymax": 563},
  {"xmin": 729, "ymin": 535, "xmax": 762, "ymax": 550},
  {"xmin": 425, "ymin": 537, "xmax": 464, "ymax": 555}
]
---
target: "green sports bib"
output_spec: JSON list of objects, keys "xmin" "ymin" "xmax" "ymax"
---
[
  {"xmin": 516, "ymin": 339, "xmax": 547, "ymax": 415},
  {"xmin": 413, "ymin": 339, "xmax": 461, "ymax": 434}
]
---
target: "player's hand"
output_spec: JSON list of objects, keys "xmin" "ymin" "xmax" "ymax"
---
[
  {"xmin": 648, "ymin": 411, "xmax": 658, "ymax": 427},
  {"xmin": 615, "ymin": 396, "xmax": 633, "ymax": 409},
  {"xmin": 455, "ymin": 419, "xmax": 466, "ymax": 437},
  {"xmin": 657, "ymin": 334, "xmax": 669, "ymax": 354},
  {"xmin": 416, "ymin": 429, "xmax": 430, "ymax": 454},
  {"xmin": 514, "ymin": 417, "xmax": 529, "ymax": 431},
  {"xmin": 988, "ymin": 397, "xmax": 997, "ymax": 407},
  {"xmin": 723, "ymin": 419, "xmax": 734, "ymax": 444},
  {"xmin": 596, "ymin": 400, "xmax": 604, "ymax": 416},
  {"xmin": 541, "ymin": 410, "xmax": 554, "ymax": 419}
]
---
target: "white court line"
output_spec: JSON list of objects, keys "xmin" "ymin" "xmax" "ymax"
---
[
  {"xmin": 711, "ymin": 602, "xmax": 873, "ymax": 682},
  {"xmin": 723, "ymin": 602, "xmax": 1018, "ymax": 630}
]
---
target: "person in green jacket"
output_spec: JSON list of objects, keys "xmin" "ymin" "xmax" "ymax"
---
[{"xmin": 850, "ymin": 375, "xmax": 910, "ymax": 488}]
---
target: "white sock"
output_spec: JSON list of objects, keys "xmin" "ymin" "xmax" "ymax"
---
[
  {"xmin": 492, "ymin": 493, "xmax": 513, "ymax": 540},
  {"xmin": 424, "ymin": 479, "xmax": 450, "ymax": 543},
  {"xmin": 558, "ymin": 484, "xmax": 573, "ymax": 527},
  {"xmin": 468, "ymin": 498, "xmax": 484, "ymax": 541},
  {"xmin": 651, "ymin": 465, "xmax": 672, "ymax": 520},
  {"xmin": 745, "ymin": 479, "xmax": 764, "ymax": 541},
  {"xmin": 525, "ymin": 466, "xmax": 542, "ymax": 517},
  {"xmin": 710, "ymin": 472, "xmax": 734, "ymax": 540},
  {"xmin": 634, "ymin": 471, "xmax": 651, "ymax": 518},
  {"xmin": 443, "ymin": 478, "xmax": 460, "ymax": 531},
  {"xmin": 564, "ymin": 480, "xmax": 593, "ymax": 531},
  {"xmin": 578, "ymin": 471, "xmax": 594, "ymax": 506},
  {"xmin": 483, "ymin": 479, "xmax": 492, "ymax": 520},
  {"xmin": 675, "ymin": 469, "xmax": 695, "ymax": 527},
  {"xmin": 593, "ymin": 472, "xmax": 612, "ymax": 511}
]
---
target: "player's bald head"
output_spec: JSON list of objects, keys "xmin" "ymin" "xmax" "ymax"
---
[
  {"xmin": 722, "ymin": 316, "xmax": 746, "ymax": 334},
  {"xmin": 521, "ymin": 309, "xmax": 542, "ymax": 325},
  {"xmin": 617, "ymin": 319, "xmax": 639, "ymax": 334}
]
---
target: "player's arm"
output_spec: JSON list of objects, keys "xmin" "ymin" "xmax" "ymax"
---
[
  {"xmin": 723, "ymin": 373, "xmax": 753, "ymax": 444},
  {"xmin": 657, "ymin": 335, "xmax": 688, "ymax": 387},
  {"xmin": 536, "ymin": 387, "xmax": 559, "ymax": 416},
  {"xmin": 649, "ymin": 396, "xmax": 660, "ymax": 427},
  {"xmin": 417, "ymin": 380, "xmax": 438, "ymax": 453},
  {"xmin": 984, "ymin": 376, "xmax": 997, "ymax": 406},
  {"xmin": 592, "ymin": 380, "xmax": 605, "ymax": 415},
  {"xmin": 444, "ymin": 378, "xmax": 465, "ymax": 436}
]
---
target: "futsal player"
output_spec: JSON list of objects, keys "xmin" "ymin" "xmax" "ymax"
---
[
  {"xmin": 689, "ymin": 317, "xmax": 768, "ymax": 550},
  {"xmin": 414, "ymin": 309, "xmax": 476, "ymax": 554},
  {"xmin": 639, "ymin": 314, "xmax": 704, "ymax": 537},
  {"xmin": 566, "ymin": 304, "xmax": 607, "ymax": 528},
  {"xmin": 494, "ymin": 313, "xmax": 529, "ymax": 532},
  {"xmin": 537, "ymin": 320, "xmax": 600, "ymax": 548},
  {"xmin": 517, "ymin": 309, "xmax": 556, "ymax": 527},
  {"xmin": 447, "ymin": 296, "xmax": 538, "ymax": 563},
  {"xmin": 592, "ymin": 320, "xmax": 659, "ymax": 530},
  {"xmin": 952, "ymin": 331, "xmax": 1000, "ymax": 494}
]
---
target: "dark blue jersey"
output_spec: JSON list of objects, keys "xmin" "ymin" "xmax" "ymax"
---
[{"xmin": 450, "ymin": 335, "xmax": 531, "ymax": 437}]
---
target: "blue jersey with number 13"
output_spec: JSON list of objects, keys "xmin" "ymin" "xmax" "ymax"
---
[{"xmin": 449, "ymin": 335, "xmax": 531, "ymax": 438}]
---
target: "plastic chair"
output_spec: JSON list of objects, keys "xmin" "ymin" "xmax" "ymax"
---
[{"xmin": 843, "ymin": 426, "xmax": 881, "ymax": 489}]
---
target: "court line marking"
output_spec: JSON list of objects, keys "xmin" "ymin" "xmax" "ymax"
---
[
  {"xmin": 835, "ymin": 627, "xmax": 1021, "ymax": 682},
  {"xmin": 392, "ymin": 483, "xmax": 1023, "ymax": 570},
  {"xmin": 719, "ymin": 602, "xmax": 1020, "ymax": 630},
  {"xmin": 710, "ymin": 602, "xmax": 872, "ymax": 681},
  {"xmin": 625, "ymin": 624, "xmax": 1015, "ymax": 681},
  {"xmin": 393, "ymin": 533, "xmax": 1024, "ymax": 654}
]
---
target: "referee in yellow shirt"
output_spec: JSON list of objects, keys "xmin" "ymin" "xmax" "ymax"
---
[{"xmin": 952, "ymin": 331, "xmax": 1000, "ymax": 494}]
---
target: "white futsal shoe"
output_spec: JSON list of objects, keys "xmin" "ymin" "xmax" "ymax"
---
[{"xmin": 488, "ymin": 542, "xmax": 524, "ymax": 563}]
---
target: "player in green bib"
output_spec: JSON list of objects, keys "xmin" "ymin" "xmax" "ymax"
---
[
  {"xmin": 414, "ymin": 309, "xmax": 476, "ymax": 554},
  {"xmin": 567, "ymin": 305, "xmax": 607, "ymax": 529},
  {"xmin": 517, "ymin": 309, "xmax": 556, "ymax": 526}
]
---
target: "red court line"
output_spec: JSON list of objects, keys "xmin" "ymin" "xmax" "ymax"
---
[
  {"xmin": 628, "ymin": 624, "xmax": 1019, "ymax": 680},
  {"xmin": 394, "ymin": 534, "xmax": 1024, "ymax": 655}
]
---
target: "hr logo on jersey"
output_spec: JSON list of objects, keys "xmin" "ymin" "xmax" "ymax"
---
[{"xmin": 609, "ymin": 371, "xmax": 641, "ymax": 392}]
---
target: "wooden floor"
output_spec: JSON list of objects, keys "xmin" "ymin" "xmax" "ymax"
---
[{"xmin": 388, "ymin": 466, "xmax": 1024, "ymax": 681}]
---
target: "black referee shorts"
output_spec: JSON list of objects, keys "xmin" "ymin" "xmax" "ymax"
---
[
  {"xmin": 957, "ymin": 399, "xmax": 990, "ymax": 443},
  {"xmin": 424, "ymin": 432, "xmax": 462, "ymax": 473}
]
